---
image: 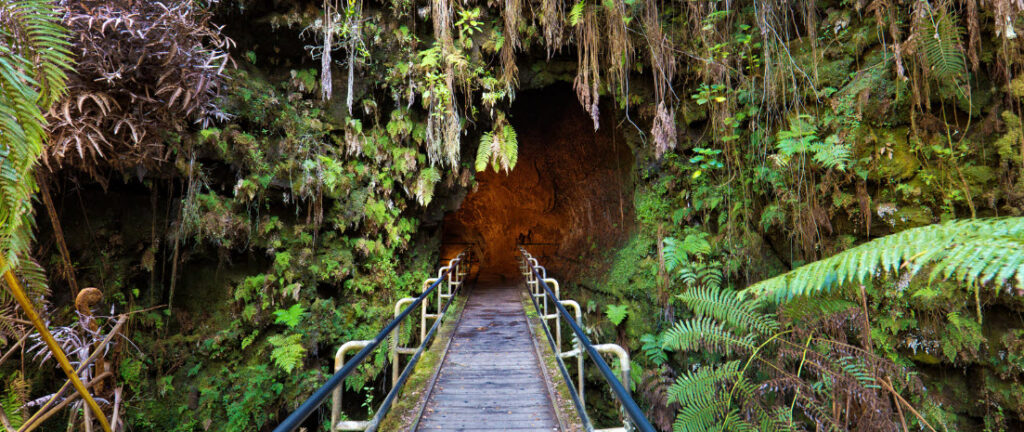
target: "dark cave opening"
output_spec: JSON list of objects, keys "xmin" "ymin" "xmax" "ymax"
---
[{"xmin": 442, "ymin": 84, "xmax": 636, "ymax": 279}]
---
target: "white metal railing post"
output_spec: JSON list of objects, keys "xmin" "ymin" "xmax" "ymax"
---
[
  {"xmin": 594, "ymin": 343, "xmax": 632, "ymax": 432},
  {"xmin": 420, "ymin": 277, "xmax": 440, "ymax": 346},
  {"xmin": 558, "ymin": 299, "xmax": 584, "ymax": 410},
  {"xmin": 391, "ymin": 297, "xmax": 417, "ymax": 384},
  {"xmin": 332, "ymin": 340, "xmax": 372, "ymax": 431},
  {"xmin": 541, "ymin": 278, "xmax": 561, "ymax": 353}
]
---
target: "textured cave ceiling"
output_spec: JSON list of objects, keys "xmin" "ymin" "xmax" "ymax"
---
[{"xmin": 443, "ymin": 84, "xmax": 635, "ymax": 279}]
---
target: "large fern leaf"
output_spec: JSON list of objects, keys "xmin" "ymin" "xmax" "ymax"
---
[
  {"xmin": 0, "ymin": 0, "xmax": 71, "ymax": 278},
  {"xmin": 677, "ymin": 286, "xmax": 780, "ymax": 336},
  {"xmin": 662, "ymin": 316, "xmax": 756, "ymax": 355},
  {"xmin": 745, "ymin": 218, "xmax": 1024, "ymax": 303},
  {"xmin": 920, "ymin": 8, "xmax": 966, "ymax": 81}
]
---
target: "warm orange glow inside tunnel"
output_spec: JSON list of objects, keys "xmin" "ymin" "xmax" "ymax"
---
[{"xmin": 442, "ymin": 84, "xmax": 635, "ymax": 279}]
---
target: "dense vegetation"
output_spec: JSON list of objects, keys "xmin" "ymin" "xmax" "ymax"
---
[{"xmin": 2, "ymin": 0, "xmax": 1024, "ymax": 431}]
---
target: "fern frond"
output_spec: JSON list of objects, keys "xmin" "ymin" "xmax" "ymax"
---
[
  {"xmin": 662, "ymin": 317, "xmax": 756, "ymax": 355},
  {"xmin": 920, "ymin": 6, "xmax": 966, "ymax": 81},
  {"xmin": 667, "ymin": 360, "xmax": 740, "ymax": 406},
  {"xmin": 475, "ymin": 131, "xmax": 493, "ymax": 172},
  {"xmin": 0, "ymin": 0, "xmax": 71, "ymax": 283},
  {"xmin": 677, "ymin": 286, "xmax": 780, "ymax": 336},
  {"xmin": 745, "ymin": 218, "xmax": 1024, "ymax": 302}
]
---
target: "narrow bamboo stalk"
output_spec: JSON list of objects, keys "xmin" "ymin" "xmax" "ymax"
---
[{"xmin": 0, "ymin": 255, "xmax": 111, "ymax": 432}]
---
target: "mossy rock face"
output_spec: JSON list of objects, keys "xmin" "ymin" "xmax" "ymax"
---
[
  {"xmin": 680, "ymin": 96, "xmax": 707, "ymax": 126},
  {"xmin": 874, "ymin": 203, "xmax": 934, "ymax": 231},
  {"xmin": 788, "ymin": 36, "xmax": 854, "ymax": 96},
  {"xmin": 911, "ymin": 352, "xmax": 944, "ymax": 365},
  {"xmin": 854, "ymin": 126, "xmax": 919, "ymax": 180}
]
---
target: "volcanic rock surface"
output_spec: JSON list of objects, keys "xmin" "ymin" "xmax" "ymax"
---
[{"xmin": 443, "ymin": 85, "xmax": 635, "ymax": 278}]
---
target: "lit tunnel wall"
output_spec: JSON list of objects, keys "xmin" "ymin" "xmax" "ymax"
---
[{"xmin": 443, "ymin": 84, "xmax": 635, "ymax": 278}]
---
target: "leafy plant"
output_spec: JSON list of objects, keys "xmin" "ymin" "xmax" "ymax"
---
[
  {"xmin": 664, "ymin": 286, "xmax": 929, "ymax": 432},
  {"xmin": 272, "ymin": 304, "xmax": 307, "ymax": 328},
  {"xmin": 605, "ymin": 304, "xmax": 629, "ymax": 325},
  {"xmin": 640, "ymin": 333, "xmax": 668, "ymax": 366},
  {"xmin": 0, "ymin": 0, "xmax": 71, "ymax": 275},
  {"xmin": 475, "ymin": 115, "xmax": 519, "ymax": 173},
  {"xmin": 773, "ymin": 114, "xmax": 850, "ymax": 171},
  {"xmin": 917, "ymin": 2, "xmax": 966, "ymax": 82},
  {"xmin": 268, "ymin": 333, "xmax": 306, "ymax": 373},
  {"xmin": 745, "ymin": 218, "xmax": 1024, "ymax": 303}
]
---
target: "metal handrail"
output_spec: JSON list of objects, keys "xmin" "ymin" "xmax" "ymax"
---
[
  {"xmin": 519, "ymin": 248, "xmax": 656, "ymax": 432},
  {"xmin": 273, "ymin": 250, "xmax": 469, "ymax": 432}
]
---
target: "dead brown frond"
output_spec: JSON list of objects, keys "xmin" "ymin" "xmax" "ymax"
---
[
  {"xmin": 43, "ymin": 0, "xmax": 234, "ymax": 177},
  {"xmin": 573, "ymin": 5, "xmax": 601, "ymax": 130},
  {"xmin": 540, "ymin": 0, "xmax": 564, "ymax": 56}
]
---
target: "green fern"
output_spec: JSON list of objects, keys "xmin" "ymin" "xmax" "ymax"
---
[
  {"xmin": 1, "ymin": 372, "xmax": 28, "ymax": 428},
  {"xmin": 475, "ymin": 121, "xmax": 519, "ymax": 173},
  {"xmin": 774, "ymin": 114, "xmax": 849, "ymax": 171},
  {"xmin": 664, "ymin": 234, "xmax": 712, "ymax": 272},
  {"xmin": 268, "ymin": 333, "xmax": 306, "ymax": 373},
  {"xmin": 568, "ymin": 0, "xmax": 586, "ymax": 27},
  {"xmin": 0, "ymin": 0, "xmax": 71, "ymax": 283},
  {"xmin": 605, "ymin": 303, "xmax": 629, "ymax": 325},
  {"xmin": 677, "ymin": 286, "xmax": 780, "ymax": 336},
  {"xmin": 662, "ymin": 316, "xmax": 756, "ymax": 355},
  {"xmin": 413, "ymin": 167, "xmax": 441, "ymax": 206},
  {"xmin": 919, "ymin": 6, "xmax": 966, "ymax": 81},
  {"xmin": 745, "ymin": 218, "xmax": 1024, "ymax": 303},
  {"xmin": 640, "ymin": 333, "xmax": 668, "ymax": 366}
]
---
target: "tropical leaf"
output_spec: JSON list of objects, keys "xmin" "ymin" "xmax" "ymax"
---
[
  {"xmin": 605, "ymin": 303, "xmax": 628, "ymax": 325},
  {"xmin": 0, "ymin": 0, "xmax": 71, "ymax": 301},
  {"xmin": 744, "ymin": 218, "xmax": 1024, "ymax": 303}
]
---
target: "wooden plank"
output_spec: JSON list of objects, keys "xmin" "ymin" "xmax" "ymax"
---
[{"xmin": 416, "ymin": 282, "xmax": 560, "ymax": 431}]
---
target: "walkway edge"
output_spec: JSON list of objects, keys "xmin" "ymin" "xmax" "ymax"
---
[
  {"xmin": 376, "ymin": 293, "xmax": 468, "ymax": 431},
  {"xmin": 520, "ymin": 289, "xmax": 583, "ymax": 432}
]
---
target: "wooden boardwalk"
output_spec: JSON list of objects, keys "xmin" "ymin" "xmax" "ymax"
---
[{"xmin": 416, "ymin": 282, "xmax": 560, "ymax": 431}]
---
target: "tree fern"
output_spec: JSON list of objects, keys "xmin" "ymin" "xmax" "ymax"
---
[
  {"xmin": 677, "ymin": 285, "xmax": 780, "ymax": 336},
  {"xmin": 0, "ymin": 0, "xmax": 71, "ymax": 280},
  {"xmin": 662, "ymin": 316, "xmax": 756, "ymax": 355},
  {"xmin": 745, "ymin": 218, "xmax": 1024, "ymax": 303}
]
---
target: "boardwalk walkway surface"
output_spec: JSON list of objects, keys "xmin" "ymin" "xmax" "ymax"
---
[{"xmin": 416, "ymin": 282, "xmax": 560, "ymax": 431}]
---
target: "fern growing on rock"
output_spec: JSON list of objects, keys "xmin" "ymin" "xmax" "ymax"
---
[{"xmin": 664, "ymin": 284, "xmax": 936, "ymax": 432}]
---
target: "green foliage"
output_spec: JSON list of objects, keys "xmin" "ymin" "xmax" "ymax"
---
[
  {"xmin": 773, "ymin": 115, "xmax": 850, "ymax": 171},
  {"xmin": 475, "ymin": 120, "xmax": 519, "ymax": 173},
  {"xmin": 746, "ymin": 218, "xmax": 1024, "ymax": 302},
  {"xmin": 677, "ymin": 285, "xmax": 779, "ymax": 335},
  {"xmin": 568, "ymin": 1, "xmax": 586, "ymax": 27},
  {"xmin": 268, "ymin": 333, "xmax": 306, "ymax": 373},
  {"xmin": 272, "ymin": 304, "xmax": 307, "ymax": 328},
  {"xmin": 640, "ymin": 333, "xmax": 668, "ymax": 366},
  {"xmin": 918, "ymin": 4, "xmax": 966, "ymax": 82},
  {"xmin": 664, "ymin": 233, "xmax": 712, "ymax": 272},
  {"xmin": 1, "ymin": 372, "xmax": 27, "ymax": 428},
  {"xmin": 995, "ymin": 111, "xmax": 1022, "ymax": 165},
  {"xmin": 0, "ymin": 0, "xmax": 71, "ymax": 274},
  {"xmin": 605, "ymin": 303, "xmax": 629, "ymax": 325},
  {"xmin": 665, "ymin": 284, "xmax": 921, "ymax": 432}
]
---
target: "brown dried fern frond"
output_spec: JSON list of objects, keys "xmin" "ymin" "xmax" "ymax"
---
[{"xmin": 43, "ymin": 0, "xmax": 234, "ymax": 176}]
